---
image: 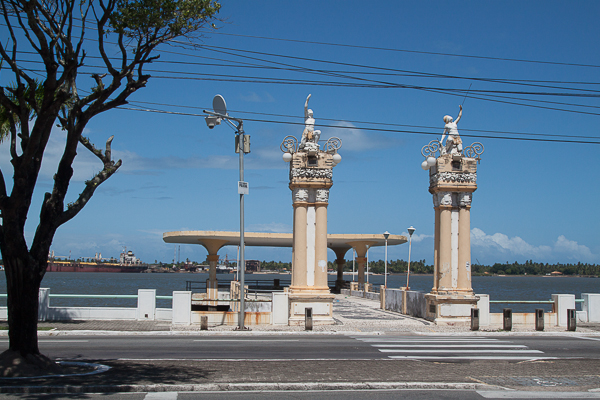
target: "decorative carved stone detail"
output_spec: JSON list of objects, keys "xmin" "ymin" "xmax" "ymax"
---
[
  {"xmin": 438, "ymin": 192, "xmax": 453, "ymax": 206},
  {"xmin": 290, "ymin": 168, "xmax": 333, "ymax": 180},
  {"xmin": 430, "ymin": 172, "xmax": 477, "ymax": 185},
  {"xmin": 316, "ymin": 189, "xmax": 329, "ymax": 203},
  {"xmin": 433, "ymin": 193, "xmax": 440, "ymax": 207},
  {"xmin": 459, "ymin": 193, "xmax": 472, "ymax": 207},
  {"xmin": 293, "ymin": 188, "xmax": 309, "ymax": 203}
]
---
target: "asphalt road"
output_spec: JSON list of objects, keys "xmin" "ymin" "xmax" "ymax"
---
[
  {"xmin": 5, "ymin": 334, "xmax": 597, "ymax": 362},
  {"xmin": 2, "ymin": 390, "xmax": 600, "ymax": 399}
]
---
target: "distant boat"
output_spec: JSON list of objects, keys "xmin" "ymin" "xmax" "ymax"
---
[{"xmin": 46, "ymin": 248, "xmax": 148, "ymax": 273}]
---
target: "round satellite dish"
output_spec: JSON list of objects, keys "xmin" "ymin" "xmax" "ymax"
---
[{"xmin": 213, "ymin": 94, "xmax": 227, "ymax": 116}]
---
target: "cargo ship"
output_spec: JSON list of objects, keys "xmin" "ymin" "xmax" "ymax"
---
[{"xmin": 47, "ymin": 248, "xmax": 148, "ymax": 273}]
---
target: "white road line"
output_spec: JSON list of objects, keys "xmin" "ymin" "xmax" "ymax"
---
[
  {"xmin": 356, "ymin": 339, "xmax": 502, "ymax": 343},
  {"xmin": 192, "ymin": 339, "xmax": 299, "ymax": 342},
  {"xmin": 477, "ymin": 390, "xmax": 600, "ymax": 398},
  {"xmin": 144, "ymin": 392, "xmax": 178, "ymax": 400},
  {"xmin": 118, "ymin": 358, "xmax": 397, "ymax": 362},
  {"xmin": 390, "ymin": 356, "xmax": 559, "ymax": 361},
  {"xmin": 379, "ymin": 349, "xmax": 543, "ymax": 353},
  {"xmin": 373, "ymin": 344, "xmax": 527, "ymax": 348},
  {"xmin": 575, "ymin": 336, "xmax": 600, "ymax": 342}
]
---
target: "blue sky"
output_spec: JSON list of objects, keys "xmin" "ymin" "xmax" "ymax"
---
[{"xmin": 2, "ymin": 1, "xmax": 599, "ymax": 266}]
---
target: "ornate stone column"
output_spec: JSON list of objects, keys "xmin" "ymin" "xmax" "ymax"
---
[
  {"xmin": 331, "ymin": 246, "xmax": 350, "ymax": 291},
  {"xmin": 421, "ymin": 138, "xmax": 484, "ymax": 325},
  {"xmin": 281, "ymin": 129, "xmax": 342, "ymax": 326},
  {"xmin": 457, "ymin": 193, "xmax": 473, "ymax": 293}
]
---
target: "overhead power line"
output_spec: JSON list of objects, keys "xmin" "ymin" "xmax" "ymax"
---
[
  {"xmin": 129, "ymin": 99, "xmax": 600, "ymax": 141},
  {"xmin": 117, "ymin": 103, "xmax": 600, "ymax": 145},
  {"xmin": 200, "ymin": 30, "xmax": 600, "ymax": 69}
]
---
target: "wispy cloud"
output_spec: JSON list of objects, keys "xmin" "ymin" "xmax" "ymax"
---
[
  {"xmin": 471, "ymin": 228, "xmax": 597, "ymax": 263},
  {"xmin": 239, "ymin": 92, "xmax": 275, "ymax": 103},
  {"xmin": 325, "ymin": 121, "xmax": 400, "ymax": 151},
  {"xmin": 400, "ymin": 232, "xmax": 432, "ymax": 243},
  {"xmin": 247, "ymin": 222, "xmax": 291, "ymax": 233}
]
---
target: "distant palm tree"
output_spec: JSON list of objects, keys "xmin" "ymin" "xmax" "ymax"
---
[{"xmin": 0, "ymin": 79, "xmax": 44, "ymax": 142}]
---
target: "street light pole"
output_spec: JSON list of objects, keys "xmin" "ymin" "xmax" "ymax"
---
[
  {"xmin": 204, "ymin": 96, "xmax": 249, "ymax": 330},
  {"xmin": 406, "ymin": 226, "xmax": 416, "ymax": 289},
  {"xmin": 237, "ymin": 122, "xmax": 246, "ymax": 330},
  {"xmin": 383, "ymin": 231, "xmax": 390, "ymax": 288}
]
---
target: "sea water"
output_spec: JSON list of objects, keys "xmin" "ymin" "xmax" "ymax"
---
[{"xmin": 0, "ymin": 271, "xmax": 597, "ymax": 313}]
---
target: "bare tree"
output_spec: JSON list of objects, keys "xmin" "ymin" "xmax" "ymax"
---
[{"xmin": 0, "ymin": 0, "xmax": 220, "ymax": 368}]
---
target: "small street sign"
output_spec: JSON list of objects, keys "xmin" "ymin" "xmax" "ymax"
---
[{"xmin": 238, "ymin": 181, "xmax": 249, "ymax": 195}]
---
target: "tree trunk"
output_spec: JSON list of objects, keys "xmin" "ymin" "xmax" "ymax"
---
[{"xmin": 4, "ymin": 254, "xmax": 42, "ymax": 356}]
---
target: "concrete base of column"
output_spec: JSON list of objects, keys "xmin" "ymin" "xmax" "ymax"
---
[
  {"xmin": 207, "ymin": 279, "xmax": 218, "ymax": 306},
  {"xmin": 288, "ymin": 292, "xmax": 335, "ymax": 326},
  {"xmin": 425, "ymin": 293, "xmax": 479, "ymax": 326}
]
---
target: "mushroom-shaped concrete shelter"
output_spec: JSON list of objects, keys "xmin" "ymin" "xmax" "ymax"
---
[{"xmin": 163, "ymin": 230, "xmax": 406, "ymax": 289}]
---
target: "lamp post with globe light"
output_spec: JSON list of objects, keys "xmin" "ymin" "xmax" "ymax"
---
[
  {"xmin": 383, "ymin": 231, "xmax": 390, "ymax": 288},
  {"xmin": 406, "ymin": 226, "xmax": 416, "ymax": 289}
]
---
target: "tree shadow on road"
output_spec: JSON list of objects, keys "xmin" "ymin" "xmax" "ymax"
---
[{"xmin": 0, "ymin": 359, "xmax": 216, "ymax": 389}]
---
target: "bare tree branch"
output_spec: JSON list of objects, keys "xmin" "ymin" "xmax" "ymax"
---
[{"xmin": 58, "ymin": 135, "xmax": 122, "ymax": 225}]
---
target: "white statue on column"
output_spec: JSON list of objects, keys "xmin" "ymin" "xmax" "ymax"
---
[
  {"xmin": 300, "ymin": 94, "xmax": 321, "ymax": 151},
  {"xmin": 440, "ymin": 105, "xmax": 463, "ymax": 155}
]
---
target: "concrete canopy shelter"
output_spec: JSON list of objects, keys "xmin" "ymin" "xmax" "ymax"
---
[{"xmin": 163, "ymin": 230, "xmax": 407, "ymax": 287}]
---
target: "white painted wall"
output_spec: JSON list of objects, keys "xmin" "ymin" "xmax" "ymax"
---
[
  {"xmin": 552, "ymin": 294, "xmax": 576, "ymax": 327},
  {"xmin": 583, "ymin": 293, "xmax": 600, "ymax": 323}
]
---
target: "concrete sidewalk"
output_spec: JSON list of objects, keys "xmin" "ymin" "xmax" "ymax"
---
[
  {"xmin": 2, "ymin": 357, "xmax": 600, "ymax": 394},
  {"xmin": 1, "ymin": 293, "xmax": 597, "ymax": 335}
]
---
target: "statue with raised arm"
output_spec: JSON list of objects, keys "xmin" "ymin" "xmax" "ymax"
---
[
  {"xmin": 440, "ymin": 105, "xmax": 463, "ymax": 155},
  {"xmin": 300, "ymin": 94, "xmax": 321, "ymax": 150}
]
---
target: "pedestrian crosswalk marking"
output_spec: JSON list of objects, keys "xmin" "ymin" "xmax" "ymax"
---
[
  {"xmin": 353, "ymin": 336, "xmax": 549, "ymax": 361},
  {"xmin": 390, "ymin": 356, "xmax": 558, "ymax": 361},
  {"xmin": 379, "ymin": 349, "xmax": 543, "ymax": 353},
  {"xmin": 359, "ymin": 339, "xmax": 501, "ymax": 343},
  {"xmin": 144, "ymin": 392, "xmax": 177, "ymax": 400},
  {"xmin": 374, "ymin": 344, "xmax": 528, "ymax": 348}
]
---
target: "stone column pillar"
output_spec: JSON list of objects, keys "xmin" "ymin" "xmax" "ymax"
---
[
  {"xmin": 285, "ymin": 146, "xmax": 339, "ymax": 326},
  {"xmin": 207, "ymin": 254, "xmax": 219, "ymax": 284},
  {"xmin": 291, "ymin": 194, "xmax": 308, "ymax": 289},
  {"xmin": 432, "ymin": 200, "xmax": 441, "ymax": 293},
  {"xmin": 356, "ymin": 257, "xmax": 366, "ymax": 285},
  {"xmin": 438, "ymin": 192, "xmax": 453, "ymax": 292},
  {"xmin": 332, "ymin": 247, "xmax": 349, "ymax": 291},
  {"xmin": 200, "ymin": 239, "xmax": 228, "ymax": 302},
  {"xmin": 457, "ymin": 193, "xmax": 473, "ymax": 293},
  {"xmin": 314, "ymin": 199, "xmax": 329, "ymax": 290},
  {"xmin": 207, "ymin": 255, "xmax": 219, "ymax": 302},
  {"xmin": 423, "ymin": 147, "xmax": 483, "ymax": 325},
  {"xmin": 347, "ymin": 241, "xmax": 374, "ymax": 287}
]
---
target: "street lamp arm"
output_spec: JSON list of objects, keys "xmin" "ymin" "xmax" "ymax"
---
[
  {"xmin": 204, "ymin": 110, "xmax": 244, "ymax": 132},
  {"xmin": 203, "ymin": 110, "xmax": 243, "ymax": 124}
]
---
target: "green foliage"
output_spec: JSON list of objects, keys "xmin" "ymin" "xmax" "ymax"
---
[
  {"xmin": 472, "ymin": 260, "xmax": 600, "ymax": 276},
  {"xmin": 365, "ymin": 259, "xmax": 433, "ymax": 274},
  {"xmin": 110, "ymin": 0, "xmax": 221, "ymax": 40},
  {"xmin": 0, "ymin": 80, "xmax": 44, "ymax": 142},
  {"xmin": 258, "ymin": 258, "xmax": 600, "ymax": 276},
  {"xmin": 260, "ymin": 261, "xmax": 291, "ymax": 271}
]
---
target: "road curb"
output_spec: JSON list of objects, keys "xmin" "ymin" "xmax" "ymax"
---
[
  {"xmin": 0, "ymin": 381, "xmax": 506, "ymax": 394},
  {"xmin": 1, "ymin": 329, "xmax": 598, "ymax": 337}
]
